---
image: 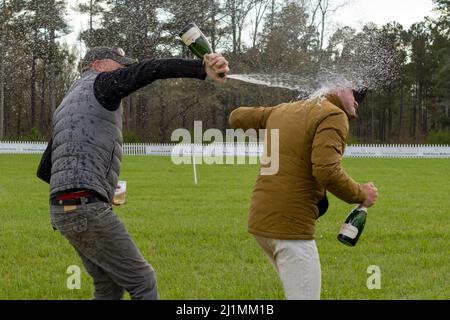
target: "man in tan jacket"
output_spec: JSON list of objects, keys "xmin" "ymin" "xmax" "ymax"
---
[{"xmin": 229, "ymin": 87, "xmax": 378, "ymax": 300}]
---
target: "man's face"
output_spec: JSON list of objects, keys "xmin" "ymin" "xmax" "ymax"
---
[
  {"xmin": 336, "ymin": 88, "xmax": 359, "ymax": 118},
  {"xmin": 92, "ymin": 59, "xmax": 125, "ymax": 72}
]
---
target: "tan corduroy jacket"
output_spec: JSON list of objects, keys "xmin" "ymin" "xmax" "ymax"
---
[{"xmin": 229, "ymin": 94, "xmax": 367, "ymax": 240}]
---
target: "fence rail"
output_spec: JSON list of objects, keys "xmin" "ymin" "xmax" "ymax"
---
[{"xmin": 0, "ymin": 141, "xmax": 450, "ymax": 158}]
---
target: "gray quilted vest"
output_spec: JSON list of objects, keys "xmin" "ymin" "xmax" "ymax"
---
[{"xmin": 50, "ymin": 70, "xmax": 123, "ymax": 203}]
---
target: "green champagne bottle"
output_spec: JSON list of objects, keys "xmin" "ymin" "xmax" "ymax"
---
[
  {"xmin": 337, "ymin": 205, "xmax": 368, "ymax": 247},
  {"xmin": 179, "ymin": 23, "xmax": 225, "ymax": 78}
]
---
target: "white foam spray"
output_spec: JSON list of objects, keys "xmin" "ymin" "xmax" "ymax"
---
[{"xmin": 227, "ymin": 27, "xmax": 399, "ymax": 100}]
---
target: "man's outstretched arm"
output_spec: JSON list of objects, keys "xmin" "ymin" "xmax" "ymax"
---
[
  {"xmin": 94, "ymin": 59, "xmax": 207, "ymax": 111},
  {"xmin": 95, "ymin": 53, "xmax": 229, "ymax": 111}
]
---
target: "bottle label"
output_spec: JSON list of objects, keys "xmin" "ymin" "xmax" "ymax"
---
[
  {"xmin": 339, "ymin": 223, "xmax": 359, "ymax": 239},
  {"xmin": 181, "ymin": 27, "xmax": 202, "ymax": 46}
]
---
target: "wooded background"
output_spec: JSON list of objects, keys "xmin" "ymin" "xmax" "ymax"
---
[{"xmin": 0, "ymin": 0, "xmax": 449, "ymax": 143}]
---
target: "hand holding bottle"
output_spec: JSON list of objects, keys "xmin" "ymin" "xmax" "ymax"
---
[
  {"xmin": 179, "ymin": 23, "xmax": 229, "ymax": 83},
  {"xmin": 361, "ymin": 182, "xmax": 378, "ymax": 208},
  {"xmin": 204, "ymin": 53, "xmax": 229, "ymax": 83},
  {"xmin": 338, "ymin": 205, "xmax": 368, "ymax": 247}
]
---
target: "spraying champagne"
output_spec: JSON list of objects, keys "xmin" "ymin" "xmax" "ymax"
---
[{"xmin": 179, "ymin": 23, "xmax": 225, "ymax": 78}]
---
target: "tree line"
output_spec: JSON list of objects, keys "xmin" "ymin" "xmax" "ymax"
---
[{"xmin": 0, "ymin": 0, "xmax": 449, "ymax": 144}]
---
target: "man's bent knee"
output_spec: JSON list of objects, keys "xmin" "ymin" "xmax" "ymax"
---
[{"xmin": 129, "ymin": 267, "xmax": 159, "ymax": 300}]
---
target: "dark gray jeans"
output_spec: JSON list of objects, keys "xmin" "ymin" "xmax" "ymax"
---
[{"xmin": 50, "ymin": 200, "xmax": 158, "ymax": 300}]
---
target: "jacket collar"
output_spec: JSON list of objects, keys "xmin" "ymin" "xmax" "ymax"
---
[{"xmin": 325, "ymin": 93, "xmax": 355, "ymax": 120}]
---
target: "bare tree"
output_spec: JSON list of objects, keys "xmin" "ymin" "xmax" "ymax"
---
[
  {"xmin": 251, "ymin": 0, "xmax": 270, "ymax": 48},
  {"xmin": 0, "ymin": 0, "xmax": 12, "ymax": 139},
  {"xmin": 77, "ymin": 0, "xmax": 106, "ymax": 47},
  {"xmin": 225, "ymin": 0, "xmax": 257, "ymax": 53},
  {"xmin": 49, "ymin": 19, "xmax": 56, "ymax": 114},
  {"xmin": 309, "ymin": 0, "xmax": 347, "ymax": 50},
  {"xmin": 0, "ymin": 28, "xmax": 4, "ymax": 139},
  {"xmin": 0, "ymin": 0, "xmax": 6, "ymax": 139},
  {"xmin": 210, "ymin": 0, "xmax": 218, "ymax": 51},
  {"xmin": 29, "ymin": 0, "xmax": 40, "ymax": 130}
]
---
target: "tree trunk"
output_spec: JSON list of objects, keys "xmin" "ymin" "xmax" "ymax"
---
[
  {"xmin": 398, "ymin": 81, "xmax": 404, "ymax": 142},
  {"xmin": 159, "ymin": 86, "xmax": 166, "ymax": 143},
  {"xmin": 127, "ymin": 95, "xmax": 134, "ymax": 133},
  {"xmin": 388, "ymin": 107, "xmax": 392, "ymax": 142},
  {"xmin": 210, "ymin": 0, "xmax": 217, "ymax": 52},
  {"xmin": 49, "ymin": 27, "xmax": 57, "ymax": 114},
  {"xmin": 370, "ymin": 96, "xmax": 375, "ymax": 142},
  {"xmin": 3, "ymin": 89, "xmax": 8, "ymax": 138},
  {"xmin": 387, "ymin": 87, "xmax": 393, "ymax": 142},
  {"xmin": 0, "ymin": 37, "xmax": 4, "ymax": 140},
  {"xmin": 89, "ymin": 0, "xmax": 94, "ymax": 36},
  {"xmin": 252, "ymin": 1, "xmax": 267, "ymax": 48},
  {"xmin": 232, "ymin": 10, "xmax": 237, "ymax": 54},
  {"xmin": 17, "ymin": 105, "xmax": 22, "ymax": 137},
  {"xmin": 320, "ymin": 11, "xmax": 326, "ymax": 50},
  {"xmin": 418, "ymin": 82, "xmax": 423, "ymax": 137},
  {"xmin": 379, "ymin": 108, "xmax": 385, "ymax": 142},
  {"xmin": 0, "ymin": 0, "xmax": 5, "ymax": 140},
  {"xmin": 270, "ymin": 0, "xmax": 275, "ymax": 31},
  {"xmin": 31, "ymin": 54, "xmax": 37, "ymax": 129},
  {"xmin": 48, "ymin": 0, "xmax": 57, "ymax": 114},
  {"xmin": 40, "ymin": 66, "xmax": 48, "ymax": 133},
  {"xmin": 422, "ymin": 86, "xmax": 428, "ymax": 136},
  {"xmin": 412, "ymin": 98, "xmax": 417, "ymax": 141},
  {"xmin": 135, "ymin": 97, "xmax": 142, "ymax": 139}
]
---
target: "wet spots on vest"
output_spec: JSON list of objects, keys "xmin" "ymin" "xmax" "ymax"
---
[
  {"xmin": 51, "ymin": 71, "xmax": 122, "ymax": 203},
  {"xmin": 79, "ymin": 154, "xmax": 87, "ymax": 168}
]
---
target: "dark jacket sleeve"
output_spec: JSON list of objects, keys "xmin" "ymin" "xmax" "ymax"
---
[
  {"xmin": 36, "ymin": 139, "xmax": 52, "ymax": 184},
  {"xmin": 94, "ymin": 59, "xmax": 207, "ymax": 111}
]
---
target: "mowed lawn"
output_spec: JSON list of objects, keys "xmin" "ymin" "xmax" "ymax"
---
[{"xmin": 0, "ymin": 155, "xmax": 448, "ymax": 300}]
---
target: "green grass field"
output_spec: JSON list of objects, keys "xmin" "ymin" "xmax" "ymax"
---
[{"xmin": 0, "ymin": 155, "xmax": 448, "ymax": 300}]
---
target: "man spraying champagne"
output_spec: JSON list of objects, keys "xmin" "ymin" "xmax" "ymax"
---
[{"xmin": 37, "ymin": 45, "xmax": 229, "ymax": 300}]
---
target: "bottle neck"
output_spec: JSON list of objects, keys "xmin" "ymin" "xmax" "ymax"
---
[{"xmin": 357, "ymin": 205, "xmax": 368, "ymax": 212}]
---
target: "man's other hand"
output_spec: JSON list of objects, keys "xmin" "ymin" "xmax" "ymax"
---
[{"xmin": 362, "ymin": 182, "xmax": 378, "ymax": 208}]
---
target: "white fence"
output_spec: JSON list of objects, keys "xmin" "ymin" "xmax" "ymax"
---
[
  {"xmin": 344, "ymin": 144, "xmax": 450, "ymax": 158},
  {"xmin": 0, "ymin": 141, "xmax": 450, "ymax": 158}
]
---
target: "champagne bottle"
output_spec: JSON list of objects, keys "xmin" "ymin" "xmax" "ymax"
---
[
  {"xmin": 179, "ymin": 23, "xmax": 225, "ymax": 78},
  {"xmin": 337, "ymin": 205, "xmax": 368, "ymax": 247}
]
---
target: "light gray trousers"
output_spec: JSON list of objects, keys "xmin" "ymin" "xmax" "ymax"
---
[{"xmin": 254, "ymin": 235, "xmax": 321, "ymax": 300}]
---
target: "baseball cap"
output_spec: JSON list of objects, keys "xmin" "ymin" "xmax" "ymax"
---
[
  {"xmin": 81, "ymin": 47, "xmax": 137, "ymax": 70},
  {"xmin": 353, "ymin": 88, "xmax": 368, "ymax": 105}
]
